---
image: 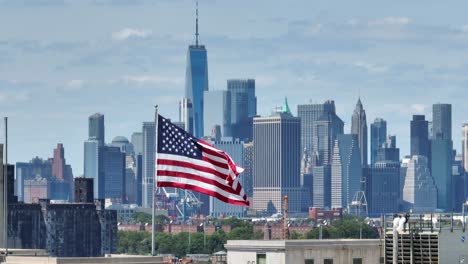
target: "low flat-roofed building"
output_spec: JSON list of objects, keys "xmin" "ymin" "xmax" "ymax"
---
[{"xmin": 225, "ymin": 239, "xmax": 382, "ymax": 264}]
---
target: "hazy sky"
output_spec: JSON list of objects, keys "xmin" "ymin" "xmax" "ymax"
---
[{"xmin": 2, "ymin": 0, "xmax": 468, "ymax": 175}]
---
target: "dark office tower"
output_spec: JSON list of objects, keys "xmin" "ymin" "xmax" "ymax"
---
[
  {"xmin": 312, "ymin": 165, "xmax": 331, "ymax": 208},
  {"xmin": 89, "ymin": 113, "xmax": 105, "ymax": 146},
  {"xmin": 331, "ymin": 134, "xmax": 362, "ymax": 209},
  {"xmin": 298, "ymin": 100, "xmax": 337, "ymax": 166},
  {"xmin": 351, "ymin": 98, "xmax": 368, "ymax": 166},
  {"xmin": 252, "ymin": 107, "xmax": 302, "ymax": 214},
  {"xmin": 74, "ymin": 177, "xmax": 94, "ymax": 203},
  {"xmin": 432, "ymin": 103, "xmax": 452, "ymax": 140},
  {"xmin": 227, "ymin": 79, "xmax": 256, "ymax": 141},
  {"xmin": 375, "ymin": 135, "xmax": 400, "ymax": 163},
  {"xmin": 203, "ymin": 90, "xmax": 231, "ymax": 137},
  {"xmin": 185, "ymin": 3, "xmax": 208, "ymax": 138},
  {"xmin": 99, "ymin": 146, "xmax": 125, "ymax": 202},
  {"xmin": 142, "ymin": 122, "xmax": 155, "ymax": 208},
  {"xmin": 370, "ymin": 118, "xmax": 387, "ymax": 164},
  {"xmin": 227, "ymin": 79, "xmax": 256, "ymax": 117},
  {"xmin": 410, "ymin": 115, "xmax": 430, "ymax": 159},
  {"xmin": 364, "ymin": 162, "xmax": 400, "ymax": 216},
  {"xmin": 431, "ymin": 136, "xmax": 453, "ymax": 211}
]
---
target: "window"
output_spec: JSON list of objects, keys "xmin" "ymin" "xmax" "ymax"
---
[
  {"xmin": 324, "ymin": 259, "xmax": 333, "ymax": 264},
  {"xmin": 257, "ymin": 254, "xmax": 266, "ymax": 264},
  {"xmin": 305, "ymin": 259, "xmax": 314, "ymax": 264},
  {"xmin": 353, "ymin": 258, "xmax": 362, "ymax": 264}
]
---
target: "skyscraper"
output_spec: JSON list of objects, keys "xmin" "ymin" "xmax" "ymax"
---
[
  {"xmin": 410, "ymin": 115, "xmax": 430, "ymax": 159},
  {"xmin": 364, "ymin": 162, "xmax": 400, "ymax": 215},
  {"xmin": 463, "ymin": 124, "xmax": 468, "ymax": 171},
  {"xmin": 252, "ymin": 104, "xmax": 303, "ymax": 214},
  {"xmin": 142, "ymin": 122, "xmax": 155, "ymax": 208},
  {"xmin": 84, "ymin": 139, "xmax": 102, "ymax": 199},
  {"xmin": 331, "ymin": 134, "xmax": 362, "ymax": 209},
  {"xmin": 179, "ymin": 98, "xmax": 193, "ymax": 134},
  {"xmin": 297, "ymin": 100, "xmax": 338, "ymax": 165},
  {"xmin": 131, "ymin": 132, "xmax": 143, "ymax": 155},
  {"xmin": 430, "ymin": 137, "xmax": 452, "ymax": 210},
  {"xmin": 351, "ymin": 98, "xmax": 368, "ymax": 166},
  {"xmin": 51, "ymin": 143, "xmax": 73, "ymax": 201},
  {"xmin": 99, "ymin": 146, "xmax": 126, "ymax": 201},
  {"xmin": 312, "ymin": 108, "xmax": 344, "ymax": 166},
  {"xmin": 227, "ymin": 79, "xmax": 256, "ymax": 141},
  {"xmin": 375, "ymin": 135, "xmax": 400, "ymax": 163},
  {"xmin": 432, "ymin": 103, "xmax": 452, "ymax": 140},
  {"xmin": 203, "ymin": 90, "xmax": 231, "ymax": 137},
  {"xmin": 370, "ymin": 118, "xmax": 387, "ymax": 165},
  {"xmin": 312, "ymin": 165, "xmax": 331, "ymax": 208},
  {"xmin": 89, "ymin": 113, "xmax": 105, "ymax": 146},
  {"xmin": 185, "ymin": 3, "xmax": 208, "ymax": 138},
  {"xmin": 402, "ymin": 156, "xmax": 437, "ymax": 213}
]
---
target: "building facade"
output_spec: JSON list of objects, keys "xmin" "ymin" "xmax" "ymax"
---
[
  {"xmin": 432, "ymin": 103, "xmax": 452, "ymax": 140},
  {"xmin": 142, "ymin": 122, "xmax": 155, "ymax": 208},
  {"xmin": 227, "ymin": 79, "xmax": 256, "ymax": 141},
  {"xmin": 364, "ymin": 162, "xmax": 400, "ymax": 215},
  {"xmin": 351, "ymin": 98, "xmax": 368, "ymax": 166},
  {"xmin": 430, "ymin": 138, "xmax": 453, "ymax": 211},
  {"xmin": 410, "ymin": 115, "xmax": 430, "ymax": 160},
  {"xmin": 331, "ymin": 134, "xmax": 362, "ymax": 209},
  {"xmin": 88, "ymin": 113, "xmax": 105, "ymax": 146},
  {"xmin": 312, "ymin": 165, "xmax": 331, "ymax": 208},
  {"xmin": 84, "ymin": 139, "xmax": 101, "ymax": 198},
  {"xmin": 370, "ymin": 118, "xmax": 387, "ymax": 165},
  {"xmin": 252, "ymin": 109, "xmax": 303, "ymax": 214},
  {"xmin": 99, "ymin": 146, "xmax": 125, "ymax": 202},
  {"xmin": 402, "ymin": 155, "xmax": 437, "ymax": 213}
]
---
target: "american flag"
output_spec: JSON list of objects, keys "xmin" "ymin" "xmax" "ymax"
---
[{"xmin": 156, "ymin": 115, "xmax": 249, "ymax": 206}]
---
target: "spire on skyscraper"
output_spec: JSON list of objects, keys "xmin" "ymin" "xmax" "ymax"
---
[
  {"xmin": 282, "ymin": 97, "xmax": 291, "ymax": 114},
  {"xmin": 195, "ymin": 1, "xmax": 199, "ymax": 46}
]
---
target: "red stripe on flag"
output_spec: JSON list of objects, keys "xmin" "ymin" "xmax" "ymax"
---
[
  {"xmin": 157, "ymin": 170, "xmax": 242, "ymax": 195},
  {"xmin": 157, "ymin": 181, "xmax": 249, "ymax": 206},
  {"xmin": 157, "ymin": 159, "xmax": 233, "ymax": 185}
]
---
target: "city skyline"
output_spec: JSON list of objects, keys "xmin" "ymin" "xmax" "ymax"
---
[{"xmin": 3, "ymin": 1, "xmax": 468, "ymax": 174}]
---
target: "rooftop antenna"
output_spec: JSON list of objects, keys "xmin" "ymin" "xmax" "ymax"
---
[{"xmin": 195, "ymin": 1, "xmax": 199, "ymax": 46}]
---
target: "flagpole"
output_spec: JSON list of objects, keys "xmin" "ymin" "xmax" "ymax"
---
[{"xmin": 152, "ymin": 105, "xmax": 159, "ymax": 256}]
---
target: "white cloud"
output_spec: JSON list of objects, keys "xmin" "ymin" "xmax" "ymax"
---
[
  {"xmin": 354, "ymin": 61, "xmax": 388, "ymax": 73},
  {"xmin": 122, "ymin": 75, "xmax": 183, "ymax": 86},
  {"xmin": 369, "ymin": 17, "xmax": 411, "ymax": 26},
  {"xmin": 64, "ymin": 79, "xmax": 85, "ymax": 91},
  {"xmin": 411, "ymin": 104, "xmax": 428, "ymax": 114},
  {"xmin": 111, "ymin": 28, "xmax": 152, "ymax": 40}
]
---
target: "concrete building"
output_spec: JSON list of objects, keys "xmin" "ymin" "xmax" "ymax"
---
[
  {"xmin": 402, "ymin": 155, "xmax": 437, "ymax": 213},
  {"xmin": 109, "ymin": 136, "xmax": 134, "ymax": 154},
  {"xmin": 131, "ymin": 132, "xmax": 143, "ymax": 155},
  {"xmin": 351, "ymin": 98, "xmax": 368, "ymax": 166},
  {"xmin": 252, "ymin": 102, "xmax": 305, "ymax": 214},
  {"xmin": 8, "ymin": 179, "xmax": 117, "ymax": 257},
  {"xmin": 370, "ymin": 118, "xmax": 387, "ymax": 165},
  {"xmin": 243, "ymin": 142, "xmax": 254, "ymax": 199},
  {"xmin": 203, "ymin": 90, "xmax": 231, "ymax": 137},
  {"xmin": 331, "ymin": 134, "xmax": 362, "ymax": 209},
  {"xmin": 4, "ymin": 255, "xmax": 164, "ymax": 264},
  {"xmin": 225, "ymin": 239, "xmax": 382, "ymax": 264},
  {"xmin": 384, "ymin": 213, "xmax": 468, "ymax": 263},
  {"xmin": 23, "ymin": 176, "xmax": 49, "ymax": 203}
]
